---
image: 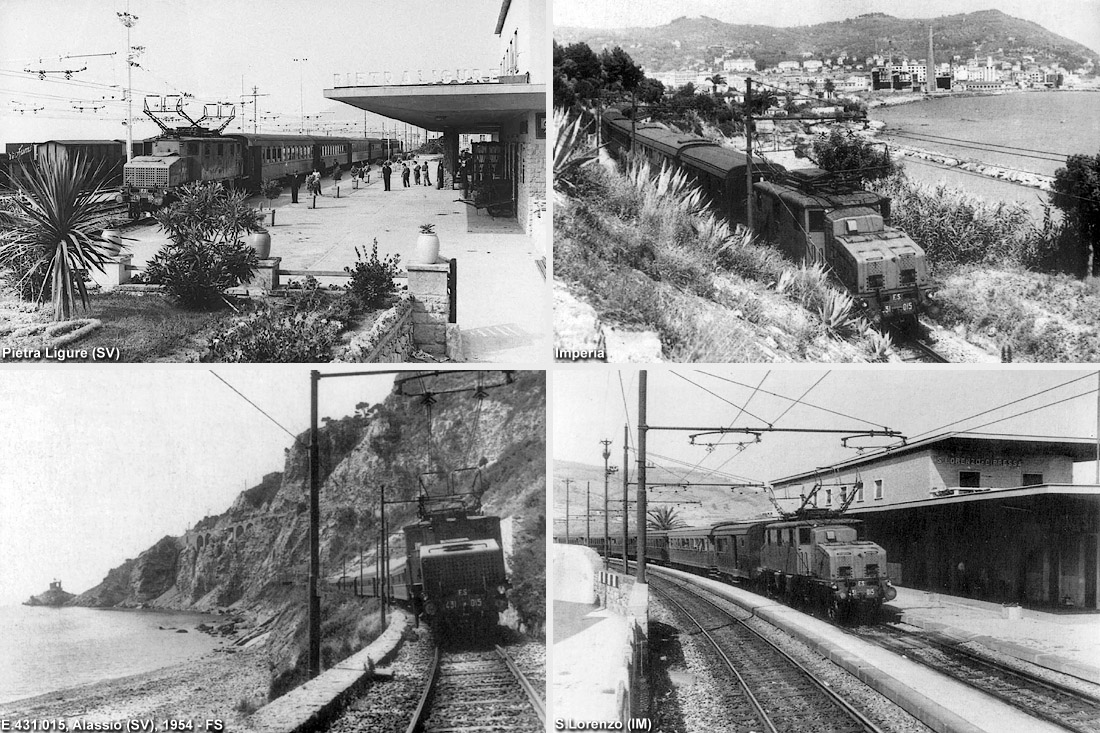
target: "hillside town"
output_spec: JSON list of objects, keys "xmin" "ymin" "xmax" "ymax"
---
[{"xmin": 648, "ymin": 45, "xmax": 1098, "ymax": 101}]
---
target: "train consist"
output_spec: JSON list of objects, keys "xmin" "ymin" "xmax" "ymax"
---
[
  {"xmin": 401, "ymin": 475, "xmax": 509, "ymax": 637},
  {"xmin": 2, "ymin": 139, "xmax": 128, "ymax": 190},
  {"xmin": 602, "ymin": 110, "xmax": 933, "ymax": 322},
  {"xmin": 121, "ymin": 131, "xmax": 402, "ymax": 217},
  {"xmin": 561, "ymin": 513, "xmax": 896, "ymax": 622}
]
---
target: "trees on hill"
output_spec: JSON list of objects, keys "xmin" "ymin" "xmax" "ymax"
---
[{"xmin": 553, "ymin": 41, "xmax": 647, "ymax": 110}]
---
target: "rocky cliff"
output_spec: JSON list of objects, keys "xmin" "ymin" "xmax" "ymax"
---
[{"xmin": 68, "ymin": 370, "xmax": 545, "ymax": 630}]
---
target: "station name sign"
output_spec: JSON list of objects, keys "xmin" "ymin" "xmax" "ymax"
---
[
  {"xmin": 934, "ymin": 453, "xmax": 1023, "ymax": 468},
  {"xmin": 333, "ymin": 68, "xmax": 498, "ymax": 87}
]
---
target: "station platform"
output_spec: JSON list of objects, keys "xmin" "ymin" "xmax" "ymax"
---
[
  {"xmin": 121, "ymin": 155, "xmax": 547, "ymax": 362},
  {"xmin": 651, "ymin": 565, "xmax": 1071, "ymax": 733},
  {"xmin": 552, "ymin": 545, "xmax": 634, "ymax": 724},
  {"xmin": 886, "ymin": 586, "xmax": 1100, "ymax": 684}
]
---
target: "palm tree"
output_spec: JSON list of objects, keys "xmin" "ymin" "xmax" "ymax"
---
[
  {"xmin": 705, "ymin": 73, "xmax": 727, "ymax": 97},
  {"xmin": 0, "ymin": 154, "xmax": 116, "ymax": 320},
  {"xmin": 647, "ymin": 506, "xmax": 688, "ymax": 530}
]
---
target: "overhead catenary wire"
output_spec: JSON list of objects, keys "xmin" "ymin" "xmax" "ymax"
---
[{"xmin": 208, "ymin": 371, "xmax": 306, "ymax": 448}]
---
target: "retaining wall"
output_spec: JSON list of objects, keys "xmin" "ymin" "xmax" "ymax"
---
[{"xmin": 339, "ymin": 294, "xmax": 414, "ymax": 362}]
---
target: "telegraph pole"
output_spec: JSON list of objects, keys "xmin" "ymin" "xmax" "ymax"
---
[
  {"xmin": 293, "ymin": 58, "xmax": 308, "ymax": 133},
  {"xmin": 601, "ymin": 439, "xmax": 613, "ymax": 570},
  {"xmin": 637, "ymin": 370, "xmax": 648, "ymax": 584},
  {"xmin": 308, "ymin": 371, "xmax": 321, "ymax": 680},
  {"xmin": 563, "ymin": 478, "xmax": 574, "ymax": 543},
  {"xmin": 622, "ymin": 424, "xmax": 629, "ymax": 573},
  {"xmin": 585, "ymin": 482, "xmax": 591, "ymax": 546},
  {"xmin": 745, "ymin": 77, "xmax": 754, "ymax": 230}
]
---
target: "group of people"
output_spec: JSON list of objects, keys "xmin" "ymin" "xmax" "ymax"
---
[{"xmin": 380, "ymin": 158, "xmax": 444, "ymax": 192}]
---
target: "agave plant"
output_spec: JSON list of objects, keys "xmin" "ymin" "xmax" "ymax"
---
[
  {"xmin": 553, "ymin": 108, "xmax": 598, "ymax": 195},
  {"xmin": 0, "ymin": 153, "xmax": 116, "ymax": 320}
]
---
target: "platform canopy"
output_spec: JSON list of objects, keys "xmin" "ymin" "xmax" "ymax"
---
[{"xmin": 324, "ymin": 82, "xmax": 545, "ymax": 133}]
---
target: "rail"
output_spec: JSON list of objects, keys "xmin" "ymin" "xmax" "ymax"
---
[
  {"xmin": 495, "ymin": 644, "xmax": 546, "ymax": 726},
  {"xmin": 652, "ymin": 574, "xmax": 885, "ymax": 733}
]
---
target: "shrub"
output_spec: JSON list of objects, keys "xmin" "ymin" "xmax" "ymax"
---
[
  {"xmin": 147, "ymin": 182, "xmax": 263, "ymax": 309},
  {"xmin": 204, "ymin": 298, "xmax": 352, "ymax": 362},
  {"xmin": 144, "ymin": 239, "xmax": 258, "ymax": 310},
  {"xmin": 345, "ymin": 239, "xmax": 401, "ymax": 308}
]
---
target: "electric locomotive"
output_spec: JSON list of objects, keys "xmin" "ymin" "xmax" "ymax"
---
[
  {"xmin": 600, "ymin": 110, "xmax": 933, "ymax": 323},
  {"xmin": 402, "ymin": 476, "xmax": 509, "ymax": 636}
]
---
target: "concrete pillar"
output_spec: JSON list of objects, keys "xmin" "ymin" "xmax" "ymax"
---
[
  {"xmin": 408, "ymin": 259, "xmax": 452, "ymax": 358},
  {"xmin": 444, "ymin": 126, "xmax": 459, "ymax": 188},
  {"xmin": 246, "ymin": 257, "xmax": 282, "ymax": 292},
  {"xmin": 89, "ymin": 254, "xmax": 132, "ymax": 290}
]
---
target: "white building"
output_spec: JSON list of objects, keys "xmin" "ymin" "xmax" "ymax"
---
[{"xmin": 723, "ymin": 58, "xmax": 756, "ymax": 72}]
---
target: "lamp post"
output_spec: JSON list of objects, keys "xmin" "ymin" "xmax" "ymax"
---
[
  {"xmin": 293, "ymin": 58, "xmax": 308, "ymax": 133},
  {"xmin": 117, "ymin": 10, "xmax": 138, "ymax": 163}
]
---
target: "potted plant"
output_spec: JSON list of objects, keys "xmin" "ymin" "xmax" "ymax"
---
[
  {"xmin": 261, "ymin": 180, "xmax": 282, "ymax": 226},
  {"xmin": 414, "ymin": 223, "xmax": 439, "ymax": 264}
]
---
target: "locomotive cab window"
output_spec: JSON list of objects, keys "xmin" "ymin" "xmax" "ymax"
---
[
  {"xmin": 798, "ymin": 527, "xmax": 811, "ymax": 544},
  {"xmin": 808, "ymin": 209, "xmax": 825, "ymax": 232}
]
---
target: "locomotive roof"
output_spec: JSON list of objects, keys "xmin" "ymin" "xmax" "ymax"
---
[{"xmin": 755, "ymin": 178, "xmax": 885, "ymax": 210}]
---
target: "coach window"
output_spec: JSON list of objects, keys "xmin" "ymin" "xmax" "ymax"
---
[
  {"xmin": 959, "ymin": 471, "xmax": 981, "ymax": 488},
  {"xmin": 204, "ymin": 144, "xmax": 210, "ymax": 157},
  {"xmin": 217, "ymin": 144, "xmax": 223, "ymax": 156},
  {"xmin": 874, "ymin": 479, "xmax": 884, "ymax": 500}
]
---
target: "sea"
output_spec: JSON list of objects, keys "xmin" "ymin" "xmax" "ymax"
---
[
  {"xmin": 0, "ymin": 605, "xmax": 223, "ymax": 705},
  {"xmin": 870, "ymin": 91, "xmax": 1100, "ymax": 219}
]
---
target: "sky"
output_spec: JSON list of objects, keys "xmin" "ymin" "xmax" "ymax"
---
[
  {"xmin": 553, "ymin": 0, "xmax": 1100, "ymax": 56},
  {"xmin": 0, "ymin": 367, "xmax": 405, "ymax": 606},
  {"xmin": 553, "ymin": 367, "xmax": 1100, "ymax": 499},
  {"xmin": 0, "ymin": 0, "xmax": 505, "ymax": 147}
]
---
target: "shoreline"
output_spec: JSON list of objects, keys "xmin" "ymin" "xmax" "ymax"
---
[{"xmin": 0, "ymin": 645, "xmax": 270, "ymax": 724}]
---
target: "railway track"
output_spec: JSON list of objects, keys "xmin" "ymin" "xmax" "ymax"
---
[
  {"xmin": 852, "ymin": 624, "xmax": 1100, "ymax": 733},
  {"xmin": 650, "ymin": 574, "xmax": 885, "ymax": 733},
  {"xmin": 407, "ymin": 644, "xmax": 544, "ymax": 733}
]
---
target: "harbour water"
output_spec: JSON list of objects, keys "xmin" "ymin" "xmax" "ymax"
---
[
  {"xmin": 871, "ymin": 91, "xmax": 1100, "ymax": 218},
  {"xmin": 0, "ymin": 605, "xmax": 223, "ymax": 705}
]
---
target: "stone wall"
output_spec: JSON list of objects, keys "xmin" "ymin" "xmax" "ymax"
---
[
  {"xmin": 518, "ymin": 126, "xmax": 546, "ymax": 235},
  {"xmin": 338, "ymin": 294, "xmax": 414, "ymax": 363}
]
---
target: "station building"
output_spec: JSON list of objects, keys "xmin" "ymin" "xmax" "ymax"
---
[
  {"xmin": 324, "ymin": 0, "xmax": 546, "ymax": 235},
  {"xmin": 770, "ymin": 433, "xmax": 1100, "ymax": 610}
]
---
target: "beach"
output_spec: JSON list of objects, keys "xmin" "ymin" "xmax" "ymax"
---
[{"xmin": 0, "ymin": 646, "xmax": 270, "ymax": 727}]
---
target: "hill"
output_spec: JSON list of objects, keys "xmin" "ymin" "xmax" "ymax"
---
[
  {"xmin": 68, "ymin": 370, "xmax": 545, "ymax": 691},
  {"xmin": 554, "ymin": 459, "xmax": 774, "ymax": 532},
  {"xmin": 556, "ymin": 9, "xmax": 1097, "ymax": 72}
]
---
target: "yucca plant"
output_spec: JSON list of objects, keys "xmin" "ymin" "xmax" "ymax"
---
[
  {"xmin": 863, "ymin": 329, "xmax": 896, "ymax": 362},
  {"xmin": 818, "ymin": 289, "xmax": 859, "ymax": 337},
  {"xmin": 0, "ymin": 154, "xmax": 116, "ymax": 320}
]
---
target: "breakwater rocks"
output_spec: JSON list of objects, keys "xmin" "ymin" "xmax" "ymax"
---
[{"xmin": 891, "ymin": 143, "xmax": 1054, "ymax": 191}]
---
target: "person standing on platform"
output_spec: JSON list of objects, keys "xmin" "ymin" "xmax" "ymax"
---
[
  {"xmin": 413, "ymin": 162, "xmax": 421, "ymax": 185},
  {"xmin": 402, "ymin": 163, "xmax": 411, "ymax": 188},
  {"xmin": 436, "ymin": 159, "xmax": 444, "ymax": 189},
  {"xmin": 332, "ymin": 165, "xmax": 342, "ymax": 191},
  {"xmin": 422, "ymin": 161, "xmax": 431, "ymax": 187},
  {"xmin": 382, "ymin": 160, "xmax": 392, "ymax": 191},
  {"xmin": 291, "ymin": 172, "xmax": 301, "ymax": 203}
]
